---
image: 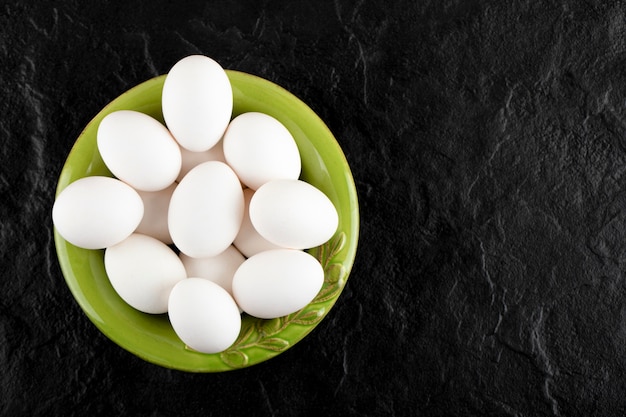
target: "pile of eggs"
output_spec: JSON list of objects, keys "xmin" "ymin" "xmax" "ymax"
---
[{"xmin": 52, "ymin": 55, "xmax": 339, "ymax": 354}]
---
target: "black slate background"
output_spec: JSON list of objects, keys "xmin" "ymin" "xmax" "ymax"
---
[{"xmin": 2, "ymin": 0, "xmax": 626, "ymax": 416}]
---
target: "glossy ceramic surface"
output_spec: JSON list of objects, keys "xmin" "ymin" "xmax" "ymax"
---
[{"xmin": 54, "ymin": 71, "xmax": 359, "ymax": 372}]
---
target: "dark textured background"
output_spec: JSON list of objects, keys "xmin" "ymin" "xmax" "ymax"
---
[{"xmin": 2, "ymin": 0, "xmax": 626, "ymax": 415}]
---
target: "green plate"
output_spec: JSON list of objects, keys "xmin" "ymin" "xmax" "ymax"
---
[{"xmin": 53, "ymin": 70, "xmax": 359, "ymax": 372}]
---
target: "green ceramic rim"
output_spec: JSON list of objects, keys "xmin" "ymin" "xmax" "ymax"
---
[{"xmin": 53, "ymin": 70, "xmax": 359, "ymax": 372}]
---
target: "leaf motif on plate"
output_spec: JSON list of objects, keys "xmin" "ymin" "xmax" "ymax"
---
[
  {"xmin": 220, "ymin": 349, "xmax": 249, "ymax": 368},
  {"xmin": 256, "ymin": 337, "xmax": 289, "ymax": 352},
  {"xmin": 291, "ymin": 307, "xmax": 325, "ymax": 325},
  {"xmin": 313, "ymin": 263, "xmax": 346, "ymax": 303},
  {"xmin": 233, "ymin": 319, "xmax": 256, "ymax": 346},
  {"xmin": 220, "ymin": 232, "xmax": 349, "ymax": 369},
  {"xmin": 316, "ymin": 232, "xmax": 346, "ymax": 269},
  {"xmin": 257, "ymin": 316, "xmax": 283, "ymax": 337},
  {"xmin": 325, "ymin": 263, "xmax": 346, "ymax": 284}
]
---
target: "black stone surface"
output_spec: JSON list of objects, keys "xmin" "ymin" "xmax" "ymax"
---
[{"xmin": 3, "ymin": 0, "xmax": 626, "ymax": 415}]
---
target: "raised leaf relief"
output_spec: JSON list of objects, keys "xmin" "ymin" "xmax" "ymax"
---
[{"xmin": 220, "ymin": 232, "xmax": 348, "ymax": 368}]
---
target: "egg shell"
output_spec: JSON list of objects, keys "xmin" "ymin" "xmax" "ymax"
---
[
  {"xmin": 177, "ymin": 138, "xmax": 226, "ymax": 182},
  {"xmin": 232, "ymin": 249, "xmax": 324, "ymax": 319},
  {"xmin": 249, "ymin": 179, "xmax": 339, "ymax": 250},
  {"xmin": 168, "ymin": 161, "xmax": 244, "ymax": 258},
  {"xmin": 162, "ymin": 55, "xmax": 233, "ymax": 152},
  {"xmin": 233, "ymin": 188, "xmax": 283, "ymax": 257},
  {"xmin": 97, "ymin": 110, "xmax": 182, "ymax": 191},
  {"xmin": 52, "ymin": 176, "xmax": 144, "ymax": 250},
  {"xmin": 223, "ymin": 112, "xmax": 301, "ymax": 190},
  {"xmin": 179, "ymin": 245, "xmax": 245, "ymax": 296},
  {"xmin": 135, "ymin": 183, "xmax": 176, "ymax": 245},
  {"xmin": 104, "ymin": 233, "xmax": 187, "ymax": 314},
  {"xmin": 168, "ymin": 278, "xmax": 242, "ymax": 353}
]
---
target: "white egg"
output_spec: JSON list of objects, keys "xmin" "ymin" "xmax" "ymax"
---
[
  {"xmin": 179, "ymin": 245, "xmax": 245, "ymax": 296},
  {"xmin": 249, "ymin": 179, "xmax": 339, "ymax": 250},
  {"xmin": 52, "ymin": 176, "xmax": 144, "ymax": 249},
  {"xmin": 232, "ymin": 249, "xmax": 324, "ymax": 319},
  {"xmin": 135, "ymin": 183, "xmax": 176, "ymax": 245},
  {"xmin": 162, "ymin": 55, "xmax": 233, "ymax": 152},
  {"xmin": 104, "ymin": 233, "xmax": 187, "ymax": 314},
  {"xmin": 97, "ymin": 110, "xmax": 182, "ymax": 191},
  {"xmin": 177, "ymin": 138, "xmax": 226, "ymax": 182},
  {"xmin": 168, "ymin": 161, "xmax": 244, "ymax": 258},
  {"xmin": 223, "ymin": 112, "xmax": 301, "ymax": 190},
  {"xmin": 168, "ymin": 278, "xmax": 242, "ymax": 353},
  {"xmin": 233, "ymin": 188, "xmax": 282, "ymax": 257}
]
